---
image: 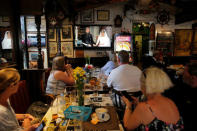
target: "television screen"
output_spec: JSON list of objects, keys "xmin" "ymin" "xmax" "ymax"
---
[
  {"xmin": 114, "ymin": 34, "xmax": 132, "ymax": 52},
  {"xmin": 74, "ymin": 25, "xmax": 112, "ymax": 49}
]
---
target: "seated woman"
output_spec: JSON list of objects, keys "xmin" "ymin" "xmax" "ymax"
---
[
  {"xmin": 100, "ymin": 52, "xmax": 118, "ymax": 77},
  {"xmin": 0, "ymin": 68, "xmax": 39, "ymax": 131},
  {"xmin": 46, "ymin": 56, "xmax": 75, "ymax": 95},
  {"xmin": 122, "ymin": 67, "xmax": 184, "ymax": 130}
]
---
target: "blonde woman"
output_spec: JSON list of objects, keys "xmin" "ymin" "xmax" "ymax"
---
[
  {"xmin": 0, "ymin": 68, "xmax": 39, "ymax": 131},
  {"xmin": 122, "ymin": 67, "xmax": 184, "ymax": 130},
  {"xmin": 46, "ymin": 56, "xmax": 75, "ymax": 95}
]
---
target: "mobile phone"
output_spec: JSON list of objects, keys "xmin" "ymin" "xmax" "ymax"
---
[
  {"xmin": 121, "ymin": 91, "xmax": 133, "ymax": 102},
  {"xmin": 35, "ymin": 121, "xmax": 45, "ymax": 131}
]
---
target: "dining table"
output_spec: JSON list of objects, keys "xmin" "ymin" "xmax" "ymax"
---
[{"xmin": 41, "ymin": 69, "xmax": 124, "ymax": 131}]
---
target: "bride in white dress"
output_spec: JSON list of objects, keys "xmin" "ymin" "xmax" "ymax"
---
[{"xmin": 95, "ymin": 29, "xmax": 110, "ymax": 47}]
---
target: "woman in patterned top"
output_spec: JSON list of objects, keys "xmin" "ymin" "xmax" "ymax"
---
[
  {"xmin": 0, "ymin": 68, "xmax": 39, "ymax": 131},
  {"xmin": 46, "ymin": 56, "xmax": 75, "ymax": 95},
  {"xmin": 122, "ymin": 67, "xmax": 184, "ymax": 131}
]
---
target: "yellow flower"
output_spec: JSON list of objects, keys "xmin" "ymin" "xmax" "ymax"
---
[{"xmin": 73, "ymin": 67, "xmax": 86, "ymax": 81}]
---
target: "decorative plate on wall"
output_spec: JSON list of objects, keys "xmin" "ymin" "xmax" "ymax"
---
[{"xmin": 157, "ymin": 10, "xmax": 170, "ymax": 25}]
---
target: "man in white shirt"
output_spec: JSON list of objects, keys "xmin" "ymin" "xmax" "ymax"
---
[
  {"xmin": 107, "ymin": 50, "xmax": 142, "ymax": 106},
  {"xmin": 107, "ymin": 50, "xmax": 142, "ymax": 92}
]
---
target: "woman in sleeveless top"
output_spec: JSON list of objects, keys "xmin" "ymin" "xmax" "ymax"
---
[
  {"xmin": 122, "ymin": 67, "xmax": 184, "ymax": 130},
  {"xmin": 46, "ymin": 56, "xmax": 75, "ymax": 95}
]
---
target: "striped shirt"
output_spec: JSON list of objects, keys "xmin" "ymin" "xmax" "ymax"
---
[
  {"xmin": 46, "ymin": 71, "xmax": 67, "ymax": 95},
  {"xmin": 0, "ymin": 100, "xmax": 22, "ymax": 131}
]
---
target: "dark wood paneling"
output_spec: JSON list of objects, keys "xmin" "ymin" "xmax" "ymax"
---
[{"xmin": 22, "ymin": 69, "xmax": 45, "ymax": 103}]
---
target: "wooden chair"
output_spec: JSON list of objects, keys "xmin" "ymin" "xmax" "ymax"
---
[
  {"xmin": 41, "ymin": 68, "xmax": 54, "ymax": 104},
  {"xmin": 10, "ymin": 80, "xmax": 31, "ymax": 113},
  {"xmin": 112, "ymin": 89, "xmax": 142, "ymax": 120}
]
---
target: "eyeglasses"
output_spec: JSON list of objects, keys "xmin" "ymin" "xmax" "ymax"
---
[{"xmin": 12, "ymin": 81, "xmax": 20, "ymax": 87}]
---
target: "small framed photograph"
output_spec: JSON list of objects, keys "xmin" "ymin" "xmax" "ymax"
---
[
  {"xmin": 29, "ymin": 51, "xmax": 44, "ymax": 61},
  {"xmin": 49, "ymin": 42, "xmax": 58, "ymax": 57},
  {"xmin": 2, "ymin": 16, "xmax": 10, "ymax": 22},
  {"xmin": 28, "ymin": 51, "xmax": 44, "ymax": 69},
  {"xmin": 48, "ymin": 28, "xmax": 56, "ymax": 41},
  {"xmin": 80, "ymin": 9, "xmax": 94, "ymax": 23},
  {"xmin": 61, "ymin": 42, "xmax": 73, "ymax": 57},
  {"xmin": 97, "ymin": 10, "xmax": 110, "ymax": 21},
  {"xmin": 61, "ymin": 25, "xmax": 73, "ymax": 41}
]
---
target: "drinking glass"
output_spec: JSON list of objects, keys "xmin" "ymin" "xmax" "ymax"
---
[
  {"xmin": 70, "ymin": 90, "xmax": 77, "ymax": 103},
  {"xmin": 93, "ymin": 86, "xmax": 98, "ymax": 97}
]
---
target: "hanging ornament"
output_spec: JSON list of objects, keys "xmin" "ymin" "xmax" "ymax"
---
[
  {"xmin": 157, "ymin": 10, "xmax": 170, "ymax": 25},
  {"xmin": 49, "ymin": 16, "xmax": 57, "ymax": 26},
  {"xmin": 114, "ymin": 15, "xmax": 123, "ymax": 27}
]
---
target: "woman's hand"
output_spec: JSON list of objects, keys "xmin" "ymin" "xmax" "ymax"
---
[
  {"xmin": 22, "ymin": 118, "xmax": 31, "ymax": 128},
  {"xmin": 131, "ymin": 96, "xmax": 139, "ymax": 105},
  {"xmin": 16, "ymin": 114, "xmax": 35, "ymax": 121},
  {"xmin": 65, "ymin": 64, "xmax": 73, "ymax": 75},
  {"xmin": 25, "ymin": 114, "xmax": 35, "ymax": 121},
  {"xmin": 122, "ymin": 96, "xmax": 132, "ymax": 109}
]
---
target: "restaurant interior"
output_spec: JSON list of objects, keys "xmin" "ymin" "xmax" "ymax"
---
[{"xmin": 0, "ymin": 0, "xmax": 197, "ymax": 130}]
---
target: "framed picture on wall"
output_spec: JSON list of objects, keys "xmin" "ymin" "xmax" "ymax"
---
[
  {"xmin": 61, "ymin": 25, "xmax": 73, "ymax": 41},
  {"xmin": 97, "ymin": 10, "xmax": 110, "ymax": 21},
  {"xmin": 29, "ymin": 51, "xmax": 44, "ymax": 61},
  {"xmin": 49, "ymin": 42, "xmax": 57, "ymax": 57},
  {"xmin": 48, "ymin": 29, "xmax": 56, "ymax": 41},
  {"xmin": 80, "ymin": 9, "xmax": 94, "ymax": 23},
  {"xmin": 192, "ymin": 30, "xmax": 197, "ymax": 55},
  {"xmin": 28, "ymin": 51, "xmax": 44, "ymax": 69},
  {"xmin": 61, "ymin": 42, "xmax": 73, "ymax": 57},
  {"xmin": 174, "ymin": 29, "xmax": 193, "ymax": 56}
]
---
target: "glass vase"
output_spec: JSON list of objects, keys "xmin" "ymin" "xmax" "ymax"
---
[{"xmin": 77, "ymin": 89, "xmax": 84, "ymax": 106}]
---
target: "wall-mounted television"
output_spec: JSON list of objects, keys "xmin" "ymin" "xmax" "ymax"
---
[{"xmin": 74, "ymin": 25, "xmax": 112, "ymax": 50}]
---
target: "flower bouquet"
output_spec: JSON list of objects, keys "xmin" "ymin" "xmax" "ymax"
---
[
  {"xmin": 84, "ymin": 56, "xmax": 94, "ymax": 82},
  {"xmin": 73, "ymin": 67, "xmax": 86, "ymax": 106}
]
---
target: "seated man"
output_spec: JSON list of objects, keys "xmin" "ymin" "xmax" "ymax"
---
[
  {"xmin": 142, "ymin": 50, "xmax": 166, "ymax": 70},
  {"xmin": 100, "ymin": 52, "xmax": 118, "ymax": 77},
  {"xmin": 107, "ymin": 50, "xmax": 142, "ymax": 106}
]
